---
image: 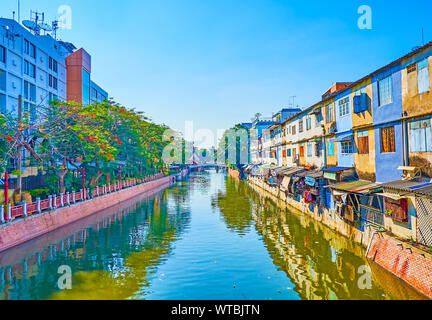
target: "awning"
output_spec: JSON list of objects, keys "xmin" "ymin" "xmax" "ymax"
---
[{"xmin": 375, "ymin": 192, "xmax": 405, "ymax": 201}]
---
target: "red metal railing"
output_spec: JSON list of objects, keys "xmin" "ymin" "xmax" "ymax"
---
[{"xmin": 2, "ymin": 173, "xmax": 167, "ymax": 223}]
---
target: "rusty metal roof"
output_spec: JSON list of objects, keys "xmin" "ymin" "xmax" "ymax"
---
[
  {"xmin": 329, "ymin": 180, "xmax": 380, "ymax": 194},
  {"xmin": 296, "ymin": 169, "xmax": 324, "ymax": 179}
]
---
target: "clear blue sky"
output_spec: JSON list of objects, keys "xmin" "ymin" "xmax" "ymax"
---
[{"xmin": 2, "ymin": 0, "xmax": 432, "ymax": 147}]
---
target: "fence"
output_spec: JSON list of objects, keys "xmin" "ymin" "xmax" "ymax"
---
[{"xmin": 0, "ymin": 173, "xmax": 165, "ymax": 224}]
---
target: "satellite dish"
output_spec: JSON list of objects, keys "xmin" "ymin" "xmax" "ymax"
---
[
  {"xmin": 22, "ymin": 20, "xmax": 37, "ymax": 31},
  {"xmin": 38, "ymin": 23, "xmax": 52, "ymax": 32}
]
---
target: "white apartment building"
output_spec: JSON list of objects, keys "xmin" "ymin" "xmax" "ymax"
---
[{"xmin": 0, "ymin": 18, "xmax": 70, "ymax": 119}]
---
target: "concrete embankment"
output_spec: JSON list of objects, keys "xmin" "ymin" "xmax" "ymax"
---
[
  {"xmin": 246, "ymin": 176, "xmax": 432, "ymax": 299},
  {"xmin": 0, "ymin": 174, "xmax": 180, "ymax": 253}
]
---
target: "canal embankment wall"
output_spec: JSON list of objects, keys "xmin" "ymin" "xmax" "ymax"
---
[
  {"xmin": 246, "ymin": 176, "xmax": 432, "ymax": 299},
  {"xmin": 0, "ymin": 173, "xmax": 180, "ymax": 253}
]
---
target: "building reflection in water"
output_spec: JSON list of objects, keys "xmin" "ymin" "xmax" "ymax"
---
[
  {"xmin": 215, "ymin": 177, "xmax": 426, "ymax": 300},
  {"xmin": 0, "ymin": 183, "xmax": 192, "ymax": 300}
]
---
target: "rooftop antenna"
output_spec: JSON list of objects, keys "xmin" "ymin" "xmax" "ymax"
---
[
  {"xmin": 17, "ymin": 0, "xmax": 20, "ymax": 24},
  {"xmin": 12, "ymin": 11, "xmax": 15, "ymax": 21},
  {"xmin": 289, "ymin": 96, "xmax": 296, "ymax": 108},
  {"xmin": 51, "ymin": 20, "xmax": 59, "ymax": 40}
]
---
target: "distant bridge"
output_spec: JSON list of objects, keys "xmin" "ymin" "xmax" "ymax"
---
[{"xmin": 188, "ymin": 164, "xmax": 228, "ymax": 170}]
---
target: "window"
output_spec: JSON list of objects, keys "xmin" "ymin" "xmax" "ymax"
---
[
  {"xmin": 338, "ymin": 97, "xmax": 350, "ymax": 117},
  {"xmin": 49, "ymin": 57, "xmax": 58, "ymax": 73},
  {"xmin": 307, "ymin": 144, "xmax": 313, "ymax": 157},
  {"xmin": 0, "ymin": 93, "xmax": 5, "ymax": 113},
  {"xmin": 327, "ymin": 141, "xmax": 335, "ymax": 156},
  {"xmin": 325, "ymin": 103, "xmax": 334, "ymax": 123},
  {"xmin": 287, "ymin": 149, "xmax": 291, "ymax": 157},
  {"xmin": 0, "ymin": 46, "xmax": 5, "ymax": 63},
  {"xmin": 82, "ymin": 69, "xmax": 90, "ymax": 105},
  {"xmin": 381, "ymin": 126, "xmax": 395, "ymax": 153},
  {"xmin": 30, "ymin": 43, "xmax": 36, "ymax": 58},
  {"xmin": 418, "ymin": 59, "xmax": 430, "ymax": 94},
  {"xmin": 24, "ymin": 39, "xmax": 29, "ymax": 55},
  {"xmin": 409, "ymin": 118, "xmax": 432, "ymax": 152},
  {"xmin": 306, "ymin": 117, "xmax": 312, "ymax": 130},
  {"xmin": 292, "ymin": 125, "xmax": 296, "ymax": 135},
  {"xmin": 299, "ymin": 120, "xmax": 304, "ymax": 133},
  {"xmin": 341, "ymin": 141, "xmax": 353, "ymax": 154},
  {"xmin": 49, "ymin": 75, "xmax": 58, "ymax": 90},
  {"xmin": 24, "ymin": 81, "xmax": 36, "ymax": 102},
  {"xmin": 0, "ymin": 69, "xmax": 5, "ymax": 91},
  {"xmin": 357, "ymin": 130, "xmax": 369, "ymax": 154},
  {"xmin": 299, "ymin": 146, "xmax": 304, "ymax": 157},
  {"xmin": 24, "ymin": 60, "xmax": 35, "ymax": 78},
  {"xmin": 378, "ymin": 76, "xmax": 393, "ymax": 106}
]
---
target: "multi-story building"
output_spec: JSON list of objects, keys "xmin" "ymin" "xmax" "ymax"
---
[
  {"xmin": 400, "ymin": 44, "xmax": 432, "ymax": 178},
  {"xmin": 0, "ymin": 17, "xmax": 109, "ymax": 177},
  {"xmin": 0, "ymin": 18, "xmax": 68, "ymax": 117}
]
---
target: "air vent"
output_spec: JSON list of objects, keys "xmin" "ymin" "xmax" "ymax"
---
[{"xmin": 407, "ymin": 63, "xmax": 417, "ymax": 74}]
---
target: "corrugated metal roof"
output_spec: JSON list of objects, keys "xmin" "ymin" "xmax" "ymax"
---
[
  {"xmin": 411, "ymin": 186, "xmax": 432, "ymax": 197},
  {"xmin": 379, "ymin": 180, "xmax": 426, "ymax": 192},
  {"xmin": 329, "ymin": 180, "xmax": 377, "ymax": 193},
  {"xmin": 322, "ymin": 166, "xmax": 353, "ymax": 173},
  {"xmin": 296, "ymin": 169, "xmax": 324, "ymax": 178},
  {"xmin": 280, "ymin": 167, "xmax": 305, "ymax": 176}
]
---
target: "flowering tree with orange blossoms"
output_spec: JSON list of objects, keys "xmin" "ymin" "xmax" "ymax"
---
[{"xmin": 0, "ymin": 98, "xmax": 171, "ymax": 193}]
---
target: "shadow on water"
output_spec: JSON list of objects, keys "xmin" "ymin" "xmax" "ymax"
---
[{"xmin": 214, "ymin": 177, "xmax": 427, "ymax": 300}]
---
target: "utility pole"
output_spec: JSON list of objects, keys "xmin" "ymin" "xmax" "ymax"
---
[{"xmin": 17, "ymin": 94, "xmax": 22, "ymax": 202}]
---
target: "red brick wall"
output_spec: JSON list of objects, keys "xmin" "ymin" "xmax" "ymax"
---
[
  {"xmin": 0, "ymin": 176, "xmax": 175, "ymax": 253},
  {"xmin": 367, "ymin": 234, "xmax": 432, "ymax": 299}
]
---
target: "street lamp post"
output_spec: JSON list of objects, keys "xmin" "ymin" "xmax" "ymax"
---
[
  {"xmin": 119, "ymin": 166, "xmax": 122, "ymax": 189},
  {"xmin": 4, "ymin": 172, "xmax": 8, "ymax": 208},
  {"xmin": 82, "ymin": 168, "xmax": 86, "ymax": 199}
]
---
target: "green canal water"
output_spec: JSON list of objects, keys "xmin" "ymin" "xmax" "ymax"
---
[{"xmin": 0, "ymin": 170, "xmax": 426, "ymax": 300}]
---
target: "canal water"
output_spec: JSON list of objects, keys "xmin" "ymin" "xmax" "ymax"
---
[{"xmin": 0, "ymin": 170, "xmax": 426, "ymax": 300}]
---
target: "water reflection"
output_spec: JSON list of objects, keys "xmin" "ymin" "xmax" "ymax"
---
[
  {"xmin": 0, "ymin": 172, "xmax": 426, "ymax": 300},
  {"xmin": 212, "ymin": 177, "xmax": 253, "ymax": 236},
  {"xmin": 0, "ymin": 184, "xmax": 192, "ymax": 300},
  {"xmin": 217, "ymin": 177, "xmax": 426, "ymax": 300}
]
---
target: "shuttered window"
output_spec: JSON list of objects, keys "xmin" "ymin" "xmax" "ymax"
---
[
  {"xmin": 418, "ymin": 58, "xmax": 430, "ymax": 94},
  {"xmin": 325, "ymin": 103, "xmax": 334, "ymax": 123},
  {"xmin": 381, "ymin": 126, "xmax": 395, "ymax": 153},
  {"xmin": 409, "ymin": 118, "xmax": 432, "ymax": 152},
  {"xmin": 299, "ymin": 120, "xmax": 304, "ymax": 133},
  {"xmin": 327, "ymin": 141, "xmax": 335, "ymax": 156},
  {"xmin": 357, "ymin": 130, "xmax": 369, "ymax": 154}
]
